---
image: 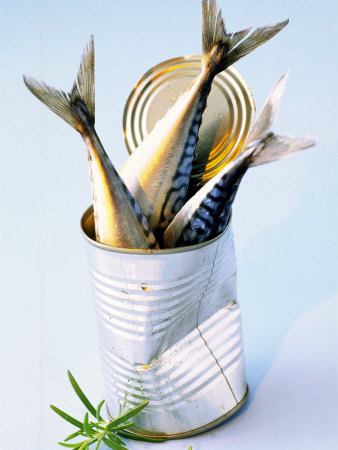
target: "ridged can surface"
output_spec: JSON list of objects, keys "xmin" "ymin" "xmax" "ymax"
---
[{"xmin": 81, "ymin": 207, "xmax": 248, "ymax": 438}]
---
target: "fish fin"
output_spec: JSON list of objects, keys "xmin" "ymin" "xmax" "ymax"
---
[
  {"xmin": 202, "ymin": 0, "xmax": 249, "ymax": 66},
  {"xmin": 226, "ymin": 20, "xmax": 289, "ymax": 67},
  {"xmin": 201, "ymin": 0, "xmax": 288, "ymax": 73},
  {"xmin": 23, "ymin": 76, "xmax": 80, "ymax": 129},
  {"xmin": 202, "ymin": 0, "xmax": 225, "ymax": 60},
  {"xmin": 70, "ymin": 35, "xmax": 95, "ymax": 121},
  {"xmin": 249, "ymin": 132, "xmax": 317, "ymax": 167},
  {"xmin": 243, "ymin": 70, "xmax": 290, "ymax": 149},
  {"xmin": 230, "ymin": 28, "xmax": 252, "ymax": 48},
  {"xmin": 23, "ymin": 35, "xmax": 95, "ymax": 132}
]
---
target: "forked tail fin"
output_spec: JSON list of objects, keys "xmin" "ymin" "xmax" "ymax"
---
[
  {"xmin": 23, "ymin": 36, "xmax": 95, "ymax": 133},
  {"xmin": 242, "ymin": 71, "xmax": 316, "ymax": 165},
  {"xmin": 201, "ymin": 0, "xmax": 288, "ymax": 74},
  {"xmin": 248, "ymin": 132, "xmax": 316, "ymax": 167}
]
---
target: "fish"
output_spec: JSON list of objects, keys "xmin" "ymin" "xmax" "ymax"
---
[
  {"xmin": 163, "ymin": 73, "xmax": 316, "ymax": 248},
  {"xmin": 23, "ymin": 37, "xmax": 159, "ymax": 250},
  {"xmin": 120, "ymin": 0, "xmax": 289, "ymax": 242}
]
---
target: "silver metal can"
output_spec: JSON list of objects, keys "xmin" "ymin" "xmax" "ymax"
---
[{"xmin": 81, "ymin": 206, "xmax": 248, "ymax": 439}]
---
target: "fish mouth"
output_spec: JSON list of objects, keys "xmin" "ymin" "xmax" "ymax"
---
[{"xmin": 81, "ymin": 205, "xmax": 232, "ymax": 255}]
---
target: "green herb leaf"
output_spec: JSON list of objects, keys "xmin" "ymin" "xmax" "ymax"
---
[
  {"xmin": 92, "ymin": 423, "xmax": 105, "ymax": 431},
  {"xmin": 83, "ymin": 412, "xmax": 94, "ymax": 437},
  {"xmin": 58, "ymin": 441, "xmax": 87, "ymax": 448},
  {"xmin": 68, "ymin": 370, "xmax": 97, "ymax": 418},
  {"xmin": 51, "ymin": 405, "xmax": 84, "ymax": 430},
  {"xmin": 117, "ymin": 430, "xmax": 167, "ymax": 443},
  {"xmin": 53, "ymin": 372, "xmax": 158, "ymax": 449},
  {"xmin": 108, "ymin": 401, "xmax": 149, "ymax": 428},
  {"xmin": 78, "ymin": 441, "xmax": 91, "ymax": 450},
  {"xmin": 105, "ymin": 431, "xmax": 127, "ymax": 446},
  {"xmin": 64, "ymin": 430, "xmax": 83, "ymax": 442},
  {"xmin": 108, "ymin": 422, "xmax": 135, "ymax": 432},
  {"xmin": 95, "ymin": 438, "xmax": 102, "ymax": 450},
  {"xmin": 102, "ymin": 437, "xmax": 127, "ymax": 450},
  {"xmin": 96, "ymin": 399, "xmax": 105, "ymax": 421}
]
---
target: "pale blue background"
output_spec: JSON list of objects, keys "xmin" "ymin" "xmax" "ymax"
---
[{"xmin": 0, "ymin": 0, "xmax": 337, "ymax": 449}]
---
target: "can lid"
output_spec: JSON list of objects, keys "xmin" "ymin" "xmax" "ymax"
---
[{"xmin": 123, "ymin": 55, "xmax": 255, "ymax": 186}]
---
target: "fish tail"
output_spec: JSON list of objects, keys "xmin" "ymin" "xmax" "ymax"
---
[
  {"xmin": 244, "ymin": 71, "xmax": 290, "ymax": 149},
  {"xmin": 242, "ymin": 71, "xmax": 316, "ymax": 165},
  {"xmin": 23, "ymin": 35, "xmax": 95, "ymax": 133},
  {"xmin": 248, "ymin": 133, "xmax": 317, "ymax": 167},
  {"xmin": 201, "ymin": 0, "xmax": 288, "ymax": 74}
]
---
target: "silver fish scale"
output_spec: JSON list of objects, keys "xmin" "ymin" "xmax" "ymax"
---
[
  {"xmin": 82, "ymin": 212, "xmax": 247, "ymax": 436},
  {"xmin": 175, "ymin": 162, "xmax": 249, "ymax": 247},
  {"xmin": 119, "ymin": 176, "xmax": 158, "ymax": 249},
  {"xmin": 178, "ymin": 214, "xmax": 215, "ymax": 246},
  {"xmin": 157, "ymin": 99, "xmax": 205, "ymax": 232}
]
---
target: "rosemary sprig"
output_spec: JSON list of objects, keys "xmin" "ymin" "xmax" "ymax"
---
[{"xmin": 51, "ymin": 370, "xmax": 166, "ymax": 449}]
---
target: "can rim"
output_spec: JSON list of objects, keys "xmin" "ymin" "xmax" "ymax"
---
[
  {"xmin": 122, "ymin": 54, "xmax": 255, "ymax": 184},
  {"xmin": 80, "ymin": 205, "xmax": 232, "ymax": 255},
  {"xmin": 106, "ymin": 385, "xmax": 248, "ymax": 439}
]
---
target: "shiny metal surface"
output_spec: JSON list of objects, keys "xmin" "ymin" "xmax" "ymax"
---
[
  {"xmin": 81, "ymin": 206, "xmax": 247, "ymax": 436},
  {"xmin": 123, "ymin": 55, "xmax": 255, "ymax": 186}
]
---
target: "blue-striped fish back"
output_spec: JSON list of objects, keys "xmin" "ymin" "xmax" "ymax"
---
[{"xmin": 157, "ymin": 98, "xmax": 206, "ymax": 234}]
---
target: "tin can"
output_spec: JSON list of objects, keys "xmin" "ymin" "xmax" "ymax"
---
[{"xmin": 81, "ymin": 206, "xmax": 248, "ymax": 439}]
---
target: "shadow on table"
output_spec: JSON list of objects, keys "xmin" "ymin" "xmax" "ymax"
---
[{"xmin": 214, "ymin": 194, "xmax": 337, "ymax": 431}]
